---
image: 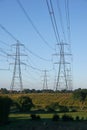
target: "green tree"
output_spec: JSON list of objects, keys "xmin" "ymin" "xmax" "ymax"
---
[
  {"xmin": 0, "ymin": 96, "xmax": 12, "ymax": 124},
  {"xmin": 0, "ymin": 88, "xmax": 9, "ymax": 94},
  {"xmin": 17, "ymin": 96, "xmax": 34, "ymax": 112},
  {"xmin": 73, "ymin": 89, "xmax": 87, "ymax": 101},
  {"xmin": 73, "ymin": 89, "xmax": 87, "ymax": 110}
]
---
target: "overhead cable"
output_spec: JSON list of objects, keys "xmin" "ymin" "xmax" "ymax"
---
[
  {"xmin": 57, "ymin": 0, "xmax": 66, "ymax": 42},
  {"xmin": 16, "ymin": 0, "xmax": 54, "ymax": 50},
  {"xmin": 25, "ymin": 47, "xmax": 51, "ymax": 62},
  {"xmin": 26, "ymin": 63, "xmax": 42, "ymax": 72},
  {"xmin": 0, "ymin": 24, "xmax": 17, "ymax": 42},
  {"xmin": 0, "ymin": 40, "xmax": 10, "ymax": 47},
  {"xmin": 46, "ymin": 0, "xmax": 61, "ymax": 44},
  {"xmin": 65, "ymin": 0, "xmax": 71, "ymax": 43}
]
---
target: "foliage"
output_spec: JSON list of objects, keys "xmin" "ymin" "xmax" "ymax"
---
[
  {"xmin": 0, "ymin": 88, "xmax": 9, "ymax": 94},
  {"xmin": 73, "ymin": 89, "xmax": 87, "ymax": 102},
  {"xmin": 46, "ymin": 102, "xmax": 69, "ymax": 112},
  {"xmin": 50, "ymin": 102, "xmax": 60, "ymax": 110},
  {"xmin": 0, "ymin": 96, "xmax": 12, "ymax": 124},
  {"xmin": 46, "ymin": 102, "xmax": 59, "ymax": 112},
  {"xmin": 61, "ymin": 114, "xmax": 74, "ymax": 121},
  {"xmin": 59, "ymin": 105, "xmax": 69, "ymax": 112},
  {"xmin": 17, "ymin": 96, "xmax": 34, "ymax": 112},
  {"xmin": 52, "ymin": 114, "xmax": 60, "ymax": 121},
  {"xmin": 2, "ymin": 91, "xmax": 87, "ymax": 111},
  {"xmin": 75, "ymin": 116, "xmax": 80, "ymax": 121},
  {"xmin": 30, "ymin": 114, "xmax": 41, "ymax": 120}
]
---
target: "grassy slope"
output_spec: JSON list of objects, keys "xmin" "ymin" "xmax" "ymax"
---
[{"xmin": 9, "ymin": 93, "xmax": 87, "ymax": 109}]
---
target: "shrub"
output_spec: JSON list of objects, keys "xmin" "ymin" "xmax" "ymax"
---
[
  {"xmin": 0, "ymin": 96, "xmax": 12, "ymax": 124},
  {"xmin": 30, "ymin": 114, "xmax": 41, "ymax": 120},
  {"xmin": 45, "ymin": 102, "xmax": 59, "ymax": 112},
  {"xmin": 46, "ymin": 103, "xmax": 69, "ymax": 112},
  {"xmin": 17, "ymin": 96, "xmax": 34, "ymax": 112},
  {"xmin": 59, "ymin": 106, "xmax": 69, "ymax": 112},
  {"xmin": 45, "ymin": 106, "xmax": 55, "ymax": 112},
  {"xmin": 76, "ymin": 116, "xmax": 80, "ymax": 121},
  {"xmin": 52, "ymin": 114, "xmax": 60, "ymax": 121},
  {"xmin": 69, "ymin": 106, "xmax": 77, "ymax": 112},
  {"xmin": 73, "ymin": 89, "xmax": 87, "ymax": 102},
  {"xmin": 61, "ymin": 114, "xmax": 73, "ymax": 121}
]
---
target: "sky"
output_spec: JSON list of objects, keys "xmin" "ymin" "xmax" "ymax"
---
[{"xmin": 0, "ymin": 0, "xmax": 87, "ymax": 90}]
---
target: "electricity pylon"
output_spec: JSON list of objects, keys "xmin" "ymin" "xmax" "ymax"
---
[
  {"xmin": 10, "ymin": 41, "xmax": 26, "ymax": 92},
  {"xmin": 54, "ymin": 42, "xmax": 72, "ymax": 90},
  {"xmin": 43, "ymin": 70, "xmax": 48, "ymax": 90}
]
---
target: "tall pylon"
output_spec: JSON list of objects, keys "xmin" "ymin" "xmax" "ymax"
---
[
  {"xmin": 43, "ymin": 70, "xmax": 48, "ymax": 90},
  {"xmin": 10, "ymin": 41, "xmax": 26, "ymax": 92},
  {"xmin": 54, "ymin": 42, "xmax": 72, "ymax": 91}
]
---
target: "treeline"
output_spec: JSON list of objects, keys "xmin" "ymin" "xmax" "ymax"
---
[
  {"xmin": 1, "ymin": 87, "xmax": 87, "ymax": 94},
  {"xmin": 0, "ymin": 88, "xmax": 73, "ymax": 94}
]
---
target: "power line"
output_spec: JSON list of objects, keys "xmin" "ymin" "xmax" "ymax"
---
[
  {"xmin": 0, "ymin": 23, "xmax": 52, "ymax": 63},
  {"xmin": 0, "ymin": 47, "xmax": 9, "ymax": 55},
  {"xmin": 26, "ymin": 60, "xmax": 53, "ymax": 73},
  {"xmin": 56, "ymin": 0, "xmax": 66, "ymax": 42},
  {"xmin": 25, "ymin": 46, "xmax": 51, "ymax": 62},
  {"xmin": 46, "ymin": 0, "xmax": 61, "ymax": 44},
  {"xmin": 26, "ymin": 63, "xmax": 42, "ymax": 72},
  {"xmin": 0, "ymin": 23, "xmax": 50, "ymax": 61},
  {"xmin": 0, "ymin": 24, "xmax": 17, "ymax": 42},
  {"xmin": 16, "ymin": 0, "xmax": 54, "ymax": 50},
  {"xmin": 65, "ymin": 0, "xmax": 71, "ymax": 43},
  {"xmin": 0, "ymin": 40, "xmax": 10, "ymax": 47}
]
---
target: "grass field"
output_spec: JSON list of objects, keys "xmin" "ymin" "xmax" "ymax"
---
[
  {"xmin": 9, "ymin": 111, "xmax": 87, "ymax": 120},
  {"xmin": 9, "ymin": 93, "xmax": 87, "ymax": 109},
  {"xmin": 1, "ymin": 112, "xmax": 87, "ymax": 130},
  {"xmin": 1, "ymin": 93, "xmax": 87, "ymax": 130}
]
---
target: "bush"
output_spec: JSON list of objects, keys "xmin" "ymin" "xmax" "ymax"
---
[
  {"xmin": 45, "ymin": 102, "xmax": 59, "ymax": 112},
  {"xmin": 61, "ymin": 114, "xmax": 73, "ymax": 121},
  {"xmin": 59, "ymin": 106, "xmax": 69, "ymax": 112},
  {"xmin": 0, "ymin": 96, "xmax": 12, "ymax": 124},
  {"xmin": 45, "ymin": 106, "xmax": 55, "ymax": 112},
  {"xmin": 30, "ymin": 114, "xmax": 41, "ymax": 120},
  {"xmin": 76, "ymin": 116, "xmax": 80, "ymax": 121},
  {"xmin": 73, "ymin": 89, "xmax": 87, "ymax": 102},
  {"xmin": 69, "ymin": 106, "xmax": 77, "ymax": 112},
  {"xmin": 52, "ymin": 114, "xmax": 60, "ymax": 121},
  {"xmin": 46, "ymin": 103, "xmax": 69, "ymax": 112},
  {"xmin": 17, "ymin": 96, "xmax": 34, "ymax": 112}
]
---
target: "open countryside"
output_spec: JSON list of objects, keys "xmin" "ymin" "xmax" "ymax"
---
[
  {"xmin": 0, "ymin": 0, "xmax": 87, "ymax": 129},
  {"xmin": 1, "ymin": 89, "xmax": 87, "ymax": 129}
]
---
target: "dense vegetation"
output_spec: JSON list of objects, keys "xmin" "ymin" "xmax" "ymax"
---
[
  {"xmin": 1, "ymin": 88, "xmax": 87, "ymax": 112},
  {"xmin": 0, "ymin": 96, "xmax": 12, "ymax": 124},
  {"xmin": 1, "ymin": 88, "xmax": 87, "ymax": 129}
]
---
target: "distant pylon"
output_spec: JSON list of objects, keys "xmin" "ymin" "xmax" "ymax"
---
[
  {"xmin": 54, "ymin": 42, "xmax": 72, "ymax": 90},
  {"xmin": 10, "ymin": 41, "xmax": 26, "ymax": 92},
  {"xmin": 43, "ymin": 70, "xmax": 48, "ymax": 90}
]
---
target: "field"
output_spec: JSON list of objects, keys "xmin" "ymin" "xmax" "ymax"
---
[
  {"xmin": 1, "ymin": 92, "xmax": 87, "ymax": 130},
  {"xmin": 0, "ymin": 112, "xmax": 87, "ymax": 130},
  {"xmin": 9, "ymin": 92, "xmax": 87, "ymax": 109}
]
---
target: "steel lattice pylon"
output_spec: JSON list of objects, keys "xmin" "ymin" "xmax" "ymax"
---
[
  {"xmin": 43, "ymin": 70, "xmax": 48, "ymax": 90},
  {"xmin": 10, "ymin": 41, "xmax": 25, "ymax": 92},
  {"xmin": 55, "ymin": 42, "xmax": 72, "ymax": 91}
]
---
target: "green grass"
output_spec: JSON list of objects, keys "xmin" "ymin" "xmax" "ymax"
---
[
  {"xmin": 1, "ymin": 112, "xmax": 87, "ymax": 130},
  {"xmin": 9, "ymin": 111, "xmax": 87, "ymax": 120}
]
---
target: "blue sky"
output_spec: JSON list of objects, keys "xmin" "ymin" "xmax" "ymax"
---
[{"xmin": 0, "ymin": 0, "xmax": 87, "ymax": 90}]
